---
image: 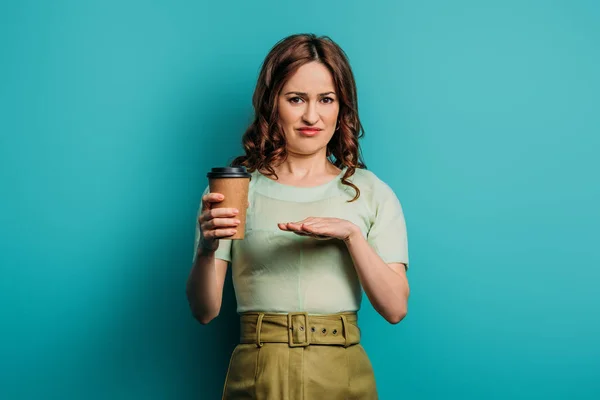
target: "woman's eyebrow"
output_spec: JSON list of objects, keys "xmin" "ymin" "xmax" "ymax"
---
[{"xmin": 283, "ymin": 91, "xmax": 336, "ymax": 96}]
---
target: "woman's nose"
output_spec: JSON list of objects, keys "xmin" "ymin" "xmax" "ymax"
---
[{"xmin": 302, "ymin": 103, "xmax": 319, "ymax": 125}]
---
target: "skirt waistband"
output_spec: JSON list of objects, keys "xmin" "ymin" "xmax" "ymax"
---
[{"xmin": 239, "ymin": 312, "xmax": 360, "ymax": 348}]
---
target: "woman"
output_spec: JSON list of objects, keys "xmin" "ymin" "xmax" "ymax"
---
[{"xmin": 187, "ymin": 33, "xmax": 410, "ymax": 400}]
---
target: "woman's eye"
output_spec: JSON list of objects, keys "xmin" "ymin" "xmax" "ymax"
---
[
  {"xmin": 321, "ymin": 97, "xmax": 335, "ymax": 104},
  {"xmin": 289, "ymin": 97, "xmax": 303, "ymax": 104}
]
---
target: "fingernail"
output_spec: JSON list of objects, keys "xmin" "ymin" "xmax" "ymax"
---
[
  {"xmin": 235, "ymin": 220, "xmax": 241, "ymax": 224},
  {"xmin": 233, "ymin": 209, "xmax": 239, "ymax": 214}
]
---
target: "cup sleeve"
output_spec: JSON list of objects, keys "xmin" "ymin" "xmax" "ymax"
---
[
  {"xmin": 366, "ymin": 183, "xmax": 409, "ymax": 268},
  {"xmin": 192, "ymin": 186, "xmax": 233, "ymax": 263}
]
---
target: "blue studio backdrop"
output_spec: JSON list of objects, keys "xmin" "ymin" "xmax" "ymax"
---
[{"xmin": 1, "ymin": 1, "xmax": 599, "ymax": 399}]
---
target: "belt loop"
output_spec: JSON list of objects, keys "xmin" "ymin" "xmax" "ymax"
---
[
  {"xmin": 341, "ymin": 315, "xmax": 350, "ymax": 348},
  {"xmin": 256, "ymin": 313, "xmax": 265, "ymax": 347}
]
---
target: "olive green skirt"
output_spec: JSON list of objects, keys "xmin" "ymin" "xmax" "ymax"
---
[{"xmin": 221, "ymin": 312, "xmax": 378, "ymax": 400}]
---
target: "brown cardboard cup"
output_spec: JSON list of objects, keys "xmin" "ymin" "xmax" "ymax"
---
[{"xmin": 207, "ymin": 167, "xmax": 251, "ymax": 240}]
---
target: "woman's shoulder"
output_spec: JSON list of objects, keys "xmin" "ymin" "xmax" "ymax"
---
[
  {"xmin": 348, "ymin": 168, "xmax": 393, "ymax": 193},
  {"xmin": 249, "ymin": 169, "xmax": 261, "ymax": 181},
  {"xmin": 245, "ymin": 169, "xmax": 261, "ymax": 185}
]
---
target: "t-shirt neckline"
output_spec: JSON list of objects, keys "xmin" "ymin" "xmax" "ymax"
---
[{"xmin": 254, "ymin": 167, "xmax": 348, "ymax": 202}]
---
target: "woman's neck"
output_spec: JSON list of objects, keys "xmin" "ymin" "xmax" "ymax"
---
[{"xmin": 270, "ymin": 154, "xmax": 341, "ymax": 185}]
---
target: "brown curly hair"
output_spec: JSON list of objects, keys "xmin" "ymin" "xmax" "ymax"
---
[{"xmin": 231, "ymin": 33, "xmax": 367, "ymax": 201}]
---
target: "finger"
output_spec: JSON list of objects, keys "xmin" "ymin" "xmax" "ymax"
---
[
  {"xmin": 301, "ymin": 222, "xmax": 323, "ymax": 231},
  {"xmin": 202, "ymin": 193, "xmax": 225, "ymax": 203},
  {"xmin": 301, "ymin": 223, "xmax": 331, "ymax": 237},
  {"xmin": 199, "ymin": 207, "xmax": 240, "ymax": 223},
  {"xmin": 202, "ymin": 193, "xmax": 225, "ymax": 211},
  {"xmin": 286, "ymin": 223, "xmax": 305, "ymax": 233},
  {"xmin": 204, "ymin": 228, "xmax": 237, "ymax": 239},
  {"xmin": 288, "ymin": 217, "xmax": 312, "ymax": 225},
  {"xmin": 300, "ymin": 218, "xmax": 321, "ymax": 226},
  {"xmin": 203, "ymin": 217, "xmax": 240, "ymax": 230},
  {"xmin": 299, "ymin": 224, "xmax": 331, "ymax": 238},
  {"xmin": 301, "ymin": 221, "xmax": 322, "ymax": 230},
  {"xmin": 278, "ymin": 223, "xmax": 289, "ymax": 231}
]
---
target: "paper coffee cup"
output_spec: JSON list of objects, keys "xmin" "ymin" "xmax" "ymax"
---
[{"xmin": 207, "ymin": 166, "xmax": 251, "ymax": 240}]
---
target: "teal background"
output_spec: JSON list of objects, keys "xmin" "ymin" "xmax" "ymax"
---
[{"xmin": 1, "ymin": 0, "xmax": 599, "ymax": 399}]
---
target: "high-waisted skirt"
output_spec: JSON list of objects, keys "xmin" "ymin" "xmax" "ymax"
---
[{"xmin": 221, "ymin": 312, "xmax": 378, "ymax": 400}]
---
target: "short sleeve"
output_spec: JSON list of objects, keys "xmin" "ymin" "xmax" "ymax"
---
[
  {"xmin": 192, "ymin": 186, "xmax": 233, "ymax": 263},
  {"xmin": 366, "ymin": 182, "xmax": 409, "ymax": 268}
]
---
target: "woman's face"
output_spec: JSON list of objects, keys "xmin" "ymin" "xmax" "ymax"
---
[{"xmin": 277, "ymin": 62, "xmax": 340, "ymax": 157}]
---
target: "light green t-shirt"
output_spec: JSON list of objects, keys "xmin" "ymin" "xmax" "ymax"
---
[{"xmin": 193, "ymin": 167, "xmax": 409, "ymax": 315}]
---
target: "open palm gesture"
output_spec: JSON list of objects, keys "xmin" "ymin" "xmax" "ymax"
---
[{"xmin": 278, "ymin": 217, "xmax": 359, "ymax": 241}]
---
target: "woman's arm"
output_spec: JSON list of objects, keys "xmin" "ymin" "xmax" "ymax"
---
[
  {"xmin": 186, "ymin": 192, "xmax": 239, "ymax": 324},
  {"xmin": 186, "ymin": 250, "xmax": 229, "ymax": 324},
  {"xmin": 344, "ymin": 227, "xmax": 409, "ymax": 324},
  {"xmin": 280, "ymin": 218, "xmax": 409, "ymax": 324}
]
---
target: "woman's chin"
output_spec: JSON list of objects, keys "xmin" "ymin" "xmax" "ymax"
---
[{"xmin": 286, "ymin": 144, "xmax": 329, "ymax": 157}]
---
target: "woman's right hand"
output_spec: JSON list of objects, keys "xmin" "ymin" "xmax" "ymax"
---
[{"xmin": 198, "ymin": 193, "xmax": 240, "ymax": 252}]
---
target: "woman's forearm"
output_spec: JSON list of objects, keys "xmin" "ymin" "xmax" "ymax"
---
[
  {"xmin": 344, "ymin": 229, "xmax": 410, "ymax": 324},
  {"xmin": 186, "ymin": 248, "xmax": 222, "ymax": 324}
]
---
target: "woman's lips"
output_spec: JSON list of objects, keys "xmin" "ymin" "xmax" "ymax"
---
[{"xmin": 297, "ymin": 128, "xmax": 322, "ymax": 136}]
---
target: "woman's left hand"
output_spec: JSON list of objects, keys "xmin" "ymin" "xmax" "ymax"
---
[{"xmin": 278, "ymin": 217, "xmax": 360, "ymax": 241}]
